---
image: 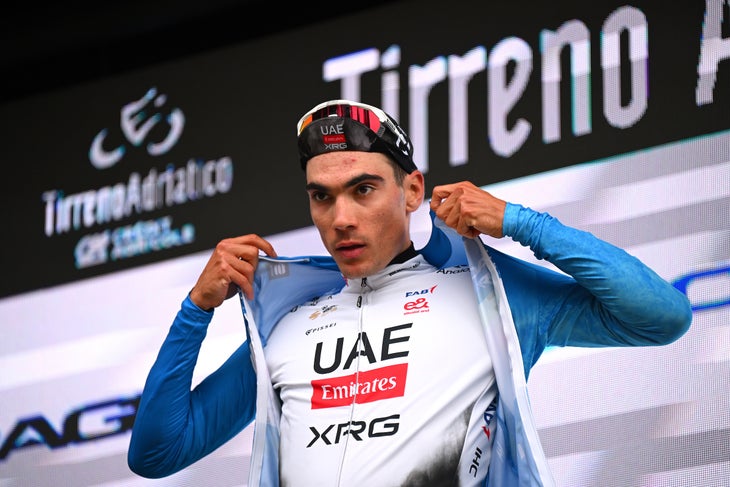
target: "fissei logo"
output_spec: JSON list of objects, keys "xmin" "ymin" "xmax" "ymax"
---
[
  {"xmin": 305, "ymin": 322, "xmax": 337, "ymax": 336},
  {"xmin": 89, "ymin": 87, "xmax": 185, "ymax": 169}
]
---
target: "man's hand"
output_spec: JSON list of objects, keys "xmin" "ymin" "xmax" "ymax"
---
[
  {"xmin": 189, "ymin": 234, "xmax": 277, "ymax": 309},
  {"xmin": 430, "ymin": 181, "xmax": 507, "ymax": 239}
]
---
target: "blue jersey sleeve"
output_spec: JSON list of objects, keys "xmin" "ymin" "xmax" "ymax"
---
[
  {"xmin": 493, "ymin": 203, "xmax": 692, "ymax": 372},
  {"xmin": 127, "ymin": 295, "xmax": 257, "ymax": 478}
]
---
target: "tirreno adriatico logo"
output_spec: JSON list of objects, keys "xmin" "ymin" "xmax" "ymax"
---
[
  {"xmin": 88, "ymin": 87, "xmax": 185, "ymax": 169},
  {"xmin": 42, "ymin": 86, "xmax": 234, "ymax": 269}
]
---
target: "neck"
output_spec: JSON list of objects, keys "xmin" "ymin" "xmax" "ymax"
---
[{"xmin": 389, "ymin": 242, "xmax": 417, "ymax": 265}]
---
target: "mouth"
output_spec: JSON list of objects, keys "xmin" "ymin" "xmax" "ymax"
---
[{"xmin": 335, "ymin": 241, "xmax": 366, "ymax": 259}]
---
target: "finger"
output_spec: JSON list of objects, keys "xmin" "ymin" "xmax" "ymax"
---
[
  {"xmin": 223, "ymin": 249, "xmax": 262, "ymax": 301},
  {"xmin": 430, "ymin": 183, "xmax": 458, "ymax": 210},
  {"xmin": 228, "ymin": 255, "xmax": 256, "ymax": 300},
  {"xmin": 196, "ymin": 235, "xmax": 276, "ymax": 306},
  {"xmin": 246, "ymin": 234, "xmax": 278, "ymax": 259},
  {"xmin": 224, "ymin": 234, "xmax": 277, "ymax": 300},
  {"xmin": 226, "ymin": 234, "xmax": 278, "ymax": 259},
  {"xmin": 454, "ymin": 210, "xmax": 475, "ymax": 237},
  {"xmin": 434, "ymin": 187, "xmax": 465, "ymax": 225}
]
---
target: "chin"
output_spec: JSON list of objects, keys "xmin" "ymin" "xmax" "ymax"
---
[
  {"xmin": 335, "ymin": 261, "xmax": 368, "ymax": 280},
  {"xmin": 339, "ymin": 268, "xmax": 364, "ymax": 280}
]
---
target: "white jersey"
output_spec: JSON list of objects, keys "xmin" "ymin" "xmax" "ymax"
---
[
  {"xmin": 131, "ymin": 204, "xmax": 690, "ymax": 487},
  {"xmin": 265, "ymin": 254, "xmax": 498, "ymax": 486}
]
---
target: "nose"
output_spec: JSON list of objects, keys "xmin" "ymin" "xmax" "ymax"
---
[{"xmin": 332, "ymin": 196, "xmax": 357, "ymax": 230}]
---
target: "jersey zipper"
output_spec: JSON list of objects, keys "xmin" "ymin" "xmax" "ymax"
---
[{"xmin": 337, "ymin": 277, "xmax": 369, "ymax": 486}]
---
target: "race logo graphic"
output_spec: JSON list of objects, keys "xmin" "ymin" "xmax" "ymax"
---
[
  {"xmin": 89, "ymin": 87, "xmax": 184, "ymax": 169},
  {"xmin": 41, "ymin": 86, "xmax": 234, "ymax": 270},
  {"xmin": 311, "ymin": 363, "xmax": 407, "ymax": 409}
]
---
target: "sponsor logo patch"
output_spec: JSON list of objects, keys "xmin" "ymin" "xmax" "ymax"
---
[{"xmin": 311, "ymin": 363, "xmax": 407, "ymax": 409}]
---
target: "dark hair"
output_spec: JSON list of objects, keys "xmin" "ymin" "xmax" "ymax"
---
[{"xmin": 387, "ymin": 156, "xmax": 408, "ymax": 185}]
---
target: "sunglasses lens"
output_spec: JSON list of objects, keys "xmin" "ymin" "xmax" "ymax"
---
[{"xmin": 297, "ymin": 101, "xmax": 387, "ymax": 136}]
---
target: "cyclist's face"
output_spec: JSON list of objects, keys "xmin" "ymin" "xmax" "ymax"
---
[{"xmin": 306, "ymin": 151, "xmax": 424, "ymax": 278}]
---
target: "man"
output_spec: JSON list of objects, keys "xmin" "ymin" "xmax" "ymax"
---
[{"xmin": 128, "ymin": 99, "xmax": 692, "ymax": 486}]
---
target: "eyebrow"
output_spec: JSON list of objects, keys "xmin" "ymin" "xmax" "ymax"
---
[{"xmin": 306, "ymin": 173, "xmax": 385, "ymax": 192}]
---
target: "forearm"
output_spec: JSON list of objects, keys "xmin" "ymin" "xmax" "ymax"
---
[{"xmin": 503, "ymin": 203, "xmax": 692, "ymax": 346}]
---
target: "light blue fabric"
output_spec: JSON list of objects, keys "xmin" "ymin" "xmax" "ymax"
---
[{"xmin": 129, "ymin": 204, "xmax": 692, "ymax": 486}]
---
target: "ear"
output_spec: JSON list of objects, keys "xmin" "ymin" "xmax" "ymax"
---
[{"xmin": 404, "ymin": 170, "xmax": 425, "ymax": 213}]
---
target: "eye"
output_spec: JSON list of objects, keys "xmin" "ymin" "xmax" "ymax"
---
[
  {"xmin": 309, "ymin": 191, "xmax": 329, "ymax": 202},
  {"xmin": 355, "ymin": 184, "xmax": 374, "ymax": 196}
]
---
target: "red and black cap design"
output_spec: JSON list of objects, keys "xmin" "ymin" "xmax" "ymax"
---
[{"xmin": 297, "ymin": 99, "xmax": 417, "ymax": 173}]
